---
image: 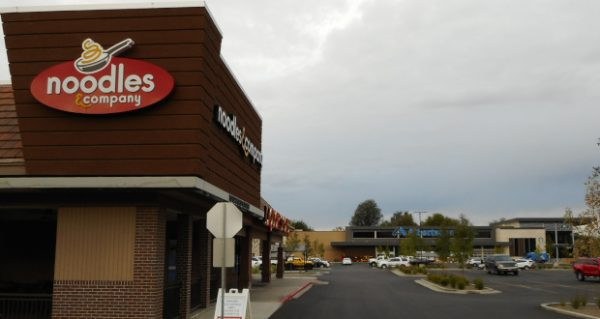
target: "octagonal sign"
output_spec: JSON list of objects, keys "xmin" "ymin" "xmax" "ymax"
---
[{"xmin": 206, "ymin": 202, "xmax": 243, "ymax": 238}]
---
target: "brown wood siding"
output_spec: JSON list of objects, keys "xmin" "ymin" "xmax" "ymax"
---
[
  {"xmin": 1, "ymin": 7, "xmax": 261, "ymax": 206},
  {"xmin": 54, "ymin": 207, "xmax": 136, "ymax": 281},
  {"xmin": 0, "ymin": 85, "xmax": 25, "ymax": 175}
]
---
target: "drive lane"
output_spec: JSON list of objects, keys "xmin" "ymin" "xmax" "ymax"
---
[{"xmin": 271, "ymin": 264, "xmax": 575, "ymax": 319}]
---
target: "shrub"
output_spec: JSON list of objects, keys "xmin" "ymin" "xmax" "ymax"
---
[
  {"xmin": 596, "ymin": 297, "xmax": 600, "ymax": 309},
  {"xmin": 571, "ymin": 296, "xmax": 581, "ymax": 309},
  {"xmin": 440, "ymin": 277, "xmax": 449, "ymax": 287},
  {"xmin": 457, "ymin": 281, "xmax": 466, "ymax": 290},
  {"xmin": 559, "ymin": 299, "xmax": 566, "ymax": 307},
  {"xmin": 581, "ymin": 295, "xmax": 588, "ymax": 307},
  {"xmin": 473, "ymin": 278, "xmax": 484, "ymax": 290},
  {"xmin": 449, "ymin": 275, "xmax": 457, "ymax": 288}
]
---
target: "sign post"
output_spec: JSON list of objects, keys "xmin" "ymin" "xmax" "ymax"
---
[{"xmin": 207, "ymin": 202, "xmax": 243, "ymax": 319}]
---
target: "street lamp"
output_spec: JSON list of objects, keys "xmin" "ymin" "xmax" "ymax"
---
[{"xmin": 412, "ymin": 211, "xmax": 429, "ymax": 260}]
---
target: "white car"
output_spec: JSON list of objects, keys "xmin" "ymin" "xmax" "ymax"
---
[
  {"xmin": 369, "ymin": 255, "xmax": 388, "ymax": 266},
  {"xmin": 378, "ymin": 257, "xmax": 410, "ymax": 269},
  {"xmin": 467, "ymin": 257, "xmax": 483, "ymax": 267},
  {"xmin": 514, "ymin": 258, "xmax": 535, "ymax": 269},
  {"xmin": 342, "ymin": 257, "xmax": 352, "ymax": 265},
  {"xmin": 251, "ymin": 256, "xmax": 262, "ymax": 268}
]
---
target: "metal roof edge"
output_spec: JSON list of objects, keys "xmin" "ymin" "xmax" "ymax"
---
[
  {"xmin": 0, "ymin": 175, "xmax": 263, "ymax": 218},
  {"xmin": 0, "ymin": 1, "xmax": 206, "ymax": 14}
]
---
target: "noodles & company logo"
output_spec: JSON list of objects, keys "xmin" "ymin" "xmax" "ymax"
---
[{"xmin": 30, "ymin": 38, "xmax": 174, "ymax": 114}]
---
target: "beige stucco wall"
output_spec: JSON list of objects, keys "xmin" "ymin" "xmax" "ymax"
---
[{"xmin": 495, "ymin": 228, "xmax": 546, "ymax": 255}]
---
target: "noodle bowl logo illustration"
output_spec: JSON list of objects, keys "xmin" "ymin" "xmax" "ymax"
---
[
  {"xmin": 30, "ymin": 38, "xmax": 174, "ymax": 114},
  {"xmin": 74, "ymin": 38, "xmax": 134, "ymax": 74}
]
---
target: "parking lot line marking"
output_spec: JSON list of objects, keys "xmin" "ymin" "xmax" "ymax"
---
[{"xmin": 501, "ymin": 283, "xmax": 559, "ymax": 294}]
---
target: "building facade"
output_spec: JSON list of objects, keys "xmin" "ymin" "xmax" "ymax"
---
[
  {"xmin": 0, "ymin": 2, "xmax": 289, "ymax": 319},
  {"xmin": 297, "ymin": 217, "xmax": 574, "ymax": 262}
]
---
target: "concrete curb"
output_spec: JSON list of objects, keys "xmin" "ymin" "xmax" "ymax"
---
[
  {"xmin": 540, "ymin": 303, "xmax": 600, "ymax": 319},
  {"xmin": 414, "ymin": 279, "xmax": 501, "ymax": 295},
  {"xmin": 280, "ymin": 282, "xmax": 312, "ymax": 303}
]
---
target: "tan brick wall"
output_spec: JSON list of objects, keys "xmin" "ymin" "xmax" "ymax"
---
[{"xmin": 52, "ymin": 207, "xmax": 165, "ymax": 319}]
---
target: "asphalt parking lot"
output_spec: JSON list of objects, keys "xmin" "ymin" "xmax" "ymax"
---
[
  {"xmin": 271, "ymin": 263, "xmax": 599, "ymax": 319},
  {"xmin": 444, "ymin": 266, "xmax": 600, "ymax": 299}
]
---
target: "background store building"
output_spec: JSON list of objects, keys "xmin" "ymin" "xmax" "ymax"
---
[
  {"xmin": 296, "ymin": 217, "xmax": 575, "ymax": 261},
  {"xmin": 0, "ymin": 2, "xmax": 289, "ymax": 319}
]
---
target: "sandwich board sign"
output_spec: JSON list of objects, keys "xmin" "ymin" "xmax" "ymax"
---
[
  {"xmin": 213, "ymin": 289, "xmax": 250, "ymax": 319},
  {"xmin": 207, "ymin": 202, "xmax": 245, "ymax": 319}
]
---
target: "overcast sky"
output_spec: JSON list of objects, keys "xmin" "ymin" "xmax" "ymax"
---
[{"xmin": 1, "ymin": 0, "xmax": 599, "ymax": 229}]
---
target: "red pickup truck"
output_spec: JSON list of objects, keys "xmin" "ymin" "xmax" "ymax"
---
[{"xmin": 573, "ymin": 257, "xmax": 600, "ymax": 281}]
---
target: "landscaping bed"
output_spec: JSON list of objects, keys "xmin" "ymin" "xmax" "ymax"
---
[
  {"xmin": 414, "ymin": 273, "xmax": 500, "ymax": 294},
  {"xmin": 542, "ymin": 296, "xmax": 600, "ymax": 318}
]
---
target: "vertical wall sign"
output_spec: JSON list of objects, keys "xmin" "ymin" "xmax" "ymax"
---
[
  {"xmin": 30, "ymin": 38, "xmax": 174, "ymax": 114},
  {"xmin": 214, "ymin": 105, "xmax": 263, "ymax": 167}
]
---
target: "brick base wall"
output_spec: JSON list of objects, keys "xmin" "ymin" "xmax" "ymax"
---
[{"xmin": 52, "ymin": 207, "xmax": 165, "ymax": 319}]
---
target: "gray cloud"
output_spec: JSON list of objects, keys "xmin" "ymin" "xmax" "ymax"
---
[{"xmin": 1, "ymin": 0, "xmax": 598, "ymax": 228}]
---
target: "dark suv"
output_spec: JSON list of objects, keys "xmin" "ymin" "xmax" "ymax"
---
[{"xmin": 485, "ymin": 254, "xmax": 519, "ymax": 275}]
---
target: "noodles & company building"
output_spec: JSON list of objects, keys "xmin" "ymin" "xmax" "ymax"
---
[{"xmin": 0, "ymin": 2, "xmax": 290, "ymax": 318}]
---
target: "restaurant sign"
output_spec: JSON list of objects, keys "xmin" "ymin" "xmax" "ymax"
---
[
  {"xmin": 30, "ymin": 38, "xmax": 174, "ymax": 114},
  {"xmin": 214, "ymin": 105, "xmax": 263, "ymax": 166},
  {"xmin": 263, "ymin": 206, "xmax": 290, "ymax": 234}
]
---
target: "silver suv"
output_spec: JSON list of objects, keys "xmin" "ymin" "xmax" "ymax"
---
[{"xmin": 484, "ymin": 254, "xmax": 519, "ymax": 276}]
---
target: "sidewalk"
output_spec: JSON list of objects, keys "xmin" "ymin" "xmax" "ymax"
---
[{"xmin": 191, "ymin": 272, "xmax": 323, "ymax": 319}]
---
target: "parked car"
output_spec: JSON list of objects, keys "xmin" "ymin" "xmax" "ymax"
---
[
  {"xmin": 525, "ymin": 251, "xmax": 550, "ymax": 263},
  {"xmin": 378, "ymin": 257, "xmax": 411, "ymax": 269},
  {"xmin": 485, "ymin": 254, "xmax": 519, "ymax": 275},
  {"xmin": 467, "ymin": 257, "xmax": 483, "ymax": 268},
  {"xmin": 368, "ymin": 255, "xmax": 388, "ymax": 267},
  {"xmin": 285, "ymin": 256, "xmax": 314, "ymax": 270},
  {"xmin": 270, "ymin": 257, "xmax": 278, "ymax": 265},
  {"xmin": 342, "ymin": 257, "xmax": 353, "ymax": 265},
  {"xmin": 308, "ymin": 257, "xmax": 330, "ymax": 268},
  {"xmin": 514, "ymin": 258, "xmax": 535, "ymax": 270},
  {"xmin": 573, "ymin": 257, "xmax": 600, "ymax": 281},
  {"xmin": 409, "ymin": 257, "xmax": 432, "ymax": 266},
  {"xmin": 251, "ymin": 256, "xmax": 262, "ymax": 268}
]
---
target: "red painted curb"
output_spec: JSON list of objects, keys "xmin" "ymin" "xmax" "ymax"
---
[{"xmin": 280, "ymin": 282, "xmax": 313, "ymax": 303}]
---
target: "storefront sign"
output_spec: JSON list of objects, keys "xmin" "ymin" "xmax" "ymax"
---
[
  {"xmin": 393, "ymin": 227, "xmax": 455, "ymax": 238},
  {"xmin": 264, "ymin": 206, "xmax": 290, "ymax": 234},
  {"xmin": 30, "ymin": 38, "xmax": 174, "ymax": 114},
  {"xmin": 214, "ymin": 105, "xmax": 263, "ymax": 166}
]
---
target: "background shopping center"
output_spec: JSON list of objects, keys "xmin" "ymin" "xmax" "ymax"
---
[{"xmin": 296, "ymin": 217, "xmax": 575, "ymax": 262}]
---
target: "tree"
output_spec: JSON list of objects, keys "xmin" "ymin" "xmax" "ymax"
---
[
  {"xmin": 318, "ymin": 243, "xmax": 325, "ymax": 258},
  {"xmin": 291, "ymin": 220, "xmax": 314, "ymax": 231},
  {"xmin": 423, "ymin": 213, "xmax": 460, "ymax": 227},
  {"xmin": 400, "ymin": 229, "xmax": 422, "ymax": 256},
  {"xmin": 303, "ymin": 234, "xmax": 313, "ymax": 257},
  {"xmin": 451, "ymin": 215, "xmax": 476, "ymax": 269},
  {"xmin": 489, "ymin": 217, "xmax": 507, "ymax": 226},
  {"xmin": 380, "ymin": 211, "xmax": 416, "ymax": 226},
  {"xmin": 332, "ymin": 226, "xmax": 345, "ymax": 231},
  {"xmin": 285, "ymin": 231, "xmax": 300, "ymax": 252},
  {"xmin": 311, "ymin": 239, "xmax": 321, "ymax": 258},
  {"xmin": 565, "ymin": 164, "xmax": 600, "ymax": 258},
  {"xmin": 350, "ymin": 199, "xmax": 382, "ymax": 226},
  {"xmin": 434, "ymin": 228, "xmax": 452, "ymax": 262}
]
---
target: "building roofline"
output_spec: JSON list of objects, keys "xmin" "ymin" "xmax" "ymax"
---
[{"xmin": 0, "ymin": 1, "xmax": 205, "ymax": 14}]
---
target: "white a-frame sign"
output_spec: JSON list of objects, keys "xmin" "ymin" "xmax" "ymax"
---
[{"xmin": 214, "ymin": 288, "xmax": 250, "ymax": 319}]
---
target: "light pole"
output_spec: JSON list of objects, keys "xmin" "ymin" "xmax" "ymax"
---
[{"xmin": 413, "ymin": 211, "xmax": 429, "ymax": 260}]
